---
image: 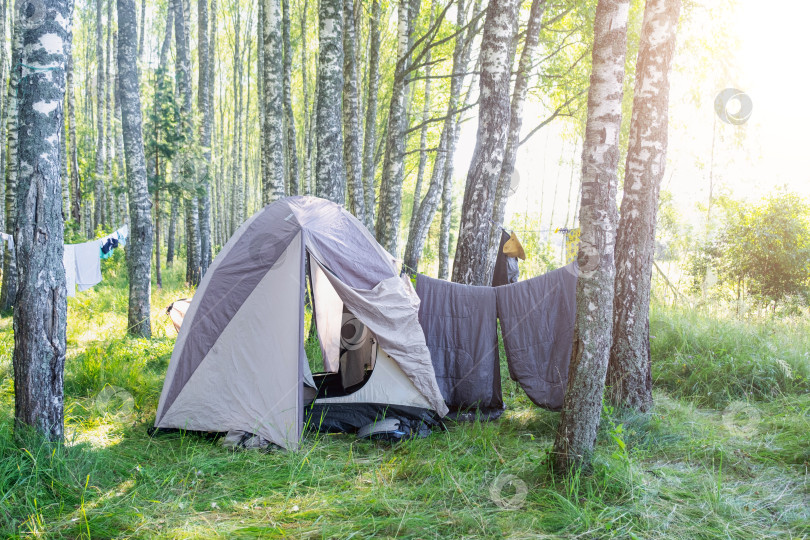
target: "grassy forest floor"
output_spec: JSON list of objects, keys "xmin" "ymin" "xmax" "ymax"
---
[{"xmin": 1, "ymin": 255, "xmax": 809, "ymax": 539}]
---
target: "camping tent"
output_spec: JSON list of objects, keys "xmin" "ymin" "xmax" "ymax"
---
[{"xmin": 154, "ymin": 196, "xmax": 448, "ymax": 450}]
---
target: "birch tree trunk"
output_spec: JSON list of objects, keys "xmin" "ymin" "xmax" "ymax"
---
[
  {"xmin": 439, "ymin": 64, "xmax": 478, "ymax": 279},
  {"xmin": 0, "ymin": 15, "xmax": 22, "ymax": 313},
  {"xmin": 451, "ymin": 0, "xmax": 521, "ymax": 285},
  {"xmin": 486, "ymin": 0, "xmax": 546, "ymax": 278},
  {"xmin": 360, "ymin": 0, "xmax": 380, "ymax": 229},
  {"xmin": 198, "ymin": 0, "xmax": 213, "ymax": 274},
  {"xmin": 13, "ymin": 0, "xmax": 70, "ymax": 441},
  {"xmin": 403, "ymin": 0, "xmax": 472, "ymax": 274},
  {"xmin": 118, "ymin": 0, "xmax": 153, "ymax": 337},
  {"xmin": 607, "ymin": 0, "xmax": 681, "ymax": 413},
  {"xmin": 342, "ymin": 0, "xmax": 364, "ymax": 222},
  {"xmin": 261, "ymin": 0, "xmax": 285, "ymax": 202},
  {"xmin": 93, "ymin": 0, "xmax": 106, "ymax": 231},
  {"xmin": 114, "ymin": 30, "xmax": 128, "ymax": 226},
  {"xmin": 67, "ymin": 39, "xmax": 81, "ymax": 224},
  {"xmin": 300, "ymin": 0, "xmax": 311, "ymax": 193},
  {"xmin": 167, "ymin": 194, "xmax": 179, "ymax": 266},
  {"xmin": 374, "ymin": 0, "xmax": 418, "ymax": 256},
  {"xmin": 105, "ymin": 0, "xmax": 115, "ymax": 226},
  {"xmin": 174, "ymin": 0, "xmax": 200, "ymax": 284},
  {"xmin": 315, "ymin": 0, "xmax": 345, "ymax": 205},
  {"xmin": 282, "ymin": 0, "xmax": 299, "ymax": 196},
  {"xmin": 408, "ymin": 6, "xmax": 435, "ymax": 235},
  {"xmin": 139, "ymin": 0, "xmax": 146, "ymax": 60},
  {"xmin": 231, "ymin": 10, "xmax": 243, "ymax": 229},
  {"xmin": 553, "ymin": 0, "xmax": 630, "ymax": 473}
]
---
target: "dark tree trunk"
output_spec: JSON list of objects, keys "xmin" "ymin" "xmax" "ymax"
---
[
  {"xmin": 607, "ymin": 0, "xmax": 681, "ymax": 413},
  {"xmin": 315, "ymin": 0, "xmax": 345, "ymax": 204},
  {"xmin": 451, "ymin": 0, "xmax": 520, "ymax": 285},
  {"xmin": 360, "ymin": 0, "xmax": 380, "ymax": 229},
  {"xmin": 119, "ymin": 0, "xmax": 154, "ymax": 337},
  {"xmin": 486, "ymin": 0, "xmax": 546, "ymax": 278},
  {"xmin": 342, "ymin": 0, "xmax": 364, "ymax": 222},
  {"xmin": 261, "ymin": 0, "xmax": 285, "ymax": 202},
  {"xmin": 13, "ymin": 0, "xmax": 70, "ymax": 441},
  {"xmin": 553, "ymin": 0, "xmax": 630, "ymax": 474}
]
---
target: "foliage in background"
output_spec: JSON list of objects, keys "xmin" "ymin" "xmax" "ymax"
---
[{"xmin": 685, "ymin": 192, "xmax": 810, "ymax": 312}]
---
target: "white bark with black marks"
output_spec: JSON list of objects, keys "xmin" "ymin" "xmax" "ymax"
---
[
  {"xmin": 13, "ymin": 0, "xmax": 70, "ymax": 441},
  {"xmin": 451, "ymin": 0, "xmax": 521, "ymax": 285},
  {"xmin": 118, "ymin": 0, "xmax": 153, "ymax": 337},
  {"xmin": 315, "ymin": 0, "xmax": 345, "ymax": 205},
  {"xmin": 261, "ymin": 0, "xmax": 285, "ymax": 203},
  {"xmin": 607, "ymin": 0, "xmax": 681, "ymax": 413},
  {"xmin": 173, "ymin": 0, "xmax": 200, "ymax": 284},
  {"xmin": 360, "ymin": 0, "xmax": 380, "ymax": 229},
  {"xmin": 375, "ymin": 0, "xmax": 419, "ymax": 256},
  {"xmin": 486, "ymin": 0, "xmax": 546, "ymax": 279},
  {"xmin": 282, "ymin": 0, "xmax": 299, "ymax": 196},
  {"xmin": 1, "ymin": 14, "xmax": 23, "ymax": 312},
  {"xmin": 93, "ymin": 0, "xmax": 106, "ymax": 231},
  {"xmin": 342, "ymin": 0, "xmax": 364, "ymax": 222},
  {"xmin": 553, "ymin": 0, "xmax": 630, "ymax": 473},
  {"xmin": 198, "ymin": 0, "xmax": 213, "ymax": 274},
  {"xmin": 404, "ymin": 0, "xmax": 474, "ymax": 274}
]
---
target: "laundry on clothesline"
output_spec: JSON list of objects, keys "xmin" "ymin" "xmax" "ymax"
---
[
  {"xmin": 0, "ymin": 232, "xmax": 13, "ymax": 252},
  {"xmin": 100, "ymin": 225, "xmax": 128, "ymax": 259},
  {"xmin": 555, "ymin": 227, "xmax": 580, "ymax": 265},
  {"xmin": 63, "ymin": 225, "xmax": 128, "ymax": 296}
]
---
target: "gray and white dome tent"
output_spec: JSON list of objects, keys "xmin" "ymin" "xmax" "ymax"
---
[{"xmin": 154, "ymin": 196, "xmax": 449, "ymax": 450}]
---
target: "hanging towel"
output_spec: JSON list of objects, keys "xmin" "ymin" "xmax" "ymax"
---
[
  {"xmin": 495, "ymin": 263, "xmax": 577, "ymax": 410},
  {"xmin": 74, "ymin": 240, "xmax": 103, "ymax": 292},
  {"xmin": 416, "ymin": 273, "xmax": 503, "ymax": 419},
  {"xmin": 63, "ymin": 245, "xmax": 77, "ymax": 297}
]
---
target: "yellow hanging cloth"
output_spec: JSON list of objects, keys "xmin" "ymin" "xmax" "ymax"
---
[
  {"xmin": 564, "ymin": 228, "xmax": 580, "ymax": 264},
  {"xmin": 503, "ymin": 232, "xmax": 526, "ymax": 260}
]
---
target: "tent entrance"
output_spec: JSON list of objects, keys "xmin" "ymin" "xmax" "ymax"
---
[{"xmin": 305, "ymin": 252, "xmax": 378, "ymax": 400}]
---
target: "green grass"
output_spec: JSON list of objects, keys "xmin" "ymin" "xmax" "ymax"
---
[{"xmin": 0, "ymin": 260, "xmax": 808, "ymax": 538}]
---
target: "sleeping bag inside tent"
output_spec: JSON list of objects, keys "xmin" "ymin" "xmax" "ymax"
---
[{"xmin": 153, "ymin": 196, "xmax": 449, "ymax": 450}]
